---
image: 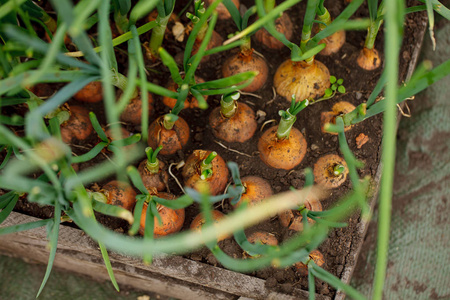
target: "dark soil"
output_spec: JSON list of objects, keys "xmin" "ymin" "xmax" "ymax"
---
[{"xmin": 2, "ymin": 0, "xmax": 427, "ymax": 298}]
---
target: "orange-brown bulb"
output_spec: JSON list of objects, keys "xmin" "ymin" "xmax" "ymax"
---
[
  {"xmin": 258, "ymin": 126, "xmax": 307, "ymax": 170},
  {"xmin": 278, "ymin": 196, "xmax": 322, "ymax": 231},
  {"xmin": 139, "ymin": 192, "xmax": 185, "ymax": 238},
  {"xmin": 182, "ymin": 150, "xmax": 229, "ymax": 196},
  {"xmin": 247, "ymin": 231, "xmax": 278, "ymax": 246},
  {"xmin": 147, "ymin": 116, "xmax": 190, "ymax": 156},
  {"xmin": 222, "ymin": 50, "xmax": 269, "ymax": 92},
  {"xmin": 190, "ymin": 210, "xmax": 228, "ymax": 241},
  {"xmin": 231, "ymin": 176, "xmax": 273, "ymax": 208},
  {"xmin": 274, "ymin": 59, "xmax": 330, "ymax": 102},
  {"xmin": 192, "ymin": 30, "xmax": 223, "ymax": 64},
  {"xmin": 357, "ymin": 47, "xmax": 381, "ymax": 70},
  {"xmin": 204, "ymin": 0, "xmax": 240, "ymax": 20},
  {"xmin": 313, "ymin": 154, "xmax": 348, "ymax": 189},
  {"xmin": 255, "ymin": 13, "xmax": 293, "ymax": 50},
  {"xmin": 102, "ymin": 180, "xmax": 137, "ymax": 211},
  {"xmin": 318, "ymin": 30, "xmax": 346, "ymax": 56},
  {"xmin": 294, "ymin": 250, "xmax": 325, "ymax": 276},
  {"xmin": 137, "ymin": 159, "xmax": 168, "ymax": 192},
  {"xmin": 321, "ymin": 101, "xmax": 356, "ymax": 135},
  {"xmin": 73, "ymin": 81, "xmax": 103, "ymax": 103},
  {"xmin": 60, "ymin": 106, "xmax": 93, "ymax": 144},
  {"xmin": 209, "ymin": 102, "xmax": 257, "ymax": 143},
  {"xmin": 120, "ymin": 92, "xmax": 154, "ymax": 125}
]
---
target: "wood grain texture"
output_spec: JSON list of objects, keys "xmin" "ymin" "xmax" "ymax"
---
[{"xmin": 0, "ymin": 212, "xmax": 330, "ymax": 300}]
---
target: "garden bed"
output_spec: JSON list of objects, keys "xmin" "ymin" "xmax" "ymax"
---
[{"xmin": 0, "ymin": 0, "xmax": 427, "ymax": 299}]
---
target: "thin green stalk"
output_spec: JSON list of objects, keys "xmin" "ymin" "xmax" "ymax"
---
[
  {"xmin": 201, "ymin": 151, "xmax": 217, "ymax": 180},
  {"xmin": 276, "ymin": 98, "xmax": 309, "ymax": 140},
  {"xmin": 36, "ymin": 201, "xmax": 61, "ymax": 298},
  {"xmin": 65, "ymin": 21, "xmax": 158, "ymax": 57},
  {"xmin": 131, "ymin": 25, "xmax": 150, "ymax": 141},
  {"xmin": 148, "ymin": 1, "xmax": 174, "ymax": 59},
  {"xmin": 365, "ymin": 1, "xmax": 384, "ymax": 49},
  {"xmin": 372, "ymin": 0, "xmax": 402, "ymax": 298},
  {"xmin": 99, "ymin": 241, "xmax": 120, "ymax": 291},
  {"xmin": 264, "ymin": 0, "xmax": 276, "ymax": 12},
  {"xmin": 300, "ymin": 0, "xmax": 319, "ymax": 64},
  {"xmin": 317, "ymin": 8, "xmax": 331, "ymax": 29}
]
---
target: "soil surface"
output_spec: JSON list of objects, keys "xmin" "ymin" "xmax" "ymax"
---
[{"xmin": 2, "ymin": 0, "xmax": 426, "ymax": 298}]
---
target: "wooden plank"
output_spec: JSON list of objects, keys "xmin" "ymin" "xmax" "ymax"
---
[{"xmin": 0, "ymin": 212, "xmax": 330, "ymax": 300}]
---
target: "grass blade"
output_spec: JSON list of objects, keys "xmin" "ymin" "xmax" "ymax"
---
[
  {"xmin": 223, "ymin": 0, "xmax": 242, "ymax": 30},
  {"xmin": 308, "ymin": 266, "xmax": 316, "ymax": 300},
  {"xmin": 130, "ymin": 25, "xmax": 150, "ymax": 141},
  {"xmin": 372, "ymin": 0, "xmax": 403, "ymax": 297},
  {"xmin": 425, "ymin": 0, "xmax": 436, "ymax": 50},
  {"xmin": 0, "ymin": 193, "xmax": 19, "ymax": 224},
  {"xmin": 0, "ymin": 219, "xmax": 53, "ymax": 235},
  {"xmin": 127, "ymin": 165, "xmax": 149, "ymax": 195},
  {"xmin": 99, "ymin": 241, "xmax": 120, "ymax": 291},
  {"xmin": 36, "ymin": 201, "xmax": 61, "ymax": 298},
  {"xmin": 129, "ymin": 195, "xmax": 146, "ymax": 235},
  {"xmin": 153, "ymin": 195, "xmax": 193, "ymax": 210},
  {"xmin": 310, "ymin": 264, "xmax": 366, "ymax": 300}
]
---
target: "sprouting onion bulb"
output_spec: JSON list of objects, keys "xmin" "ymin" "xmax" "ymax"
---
[
  {"xmin": 182, "ymin": 150, "xmax": 229, "ymax": 196},
  {"xmin": 222, "ymin": 36, "xmax": 268, "ymax": 93},
  {"xmin": 313, "ymin": 154, "xmax": 349, "ymax": 188},
  {"xmin": 139, "ymin": 193, "xmax": 185, "ymax": 238},
  {"xmin": 258, "ymin": 97, "xmax": 308, "ymax": 170},
  {"xmin": 278, "ymin": 196, "xmax": 322, "ymax": 231},
  {"xmin": 274, "ymin": 59, "xmax": 330, "ymax": 102},
  {"xmin": 209, "ymin": 91, "xmax": 257, "ymax": 143},
  {"xmin": 147, "ymin": 115, "xmax": 190, "ymax": 156},
  {"xmin": 138, "ymin": 146, "xmax": 169, "ymax": 192}
]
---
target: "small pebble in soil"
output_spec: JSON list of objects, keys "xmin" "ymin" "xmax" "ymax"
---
[
  {"xmin": 194, "ymin": 132, "xmax": 203, "ymax": 142},
  {"xmin": 336, "ymin": 264, "xmax": 344, "ymax": 275},
  {"xmin": 280, "ymin": 283, "xmax": 294, "ymax": 294},
  {"xmin": 206, "ymin": 253, "xmax": 220, "ymax": 266},
  {"xmin": 274, "ymin": 270, "xmax": 286, "ymax": 282},
  {"xmin": 265, "ymin": 277, "xmax": 278, "ymax": 288},
  {"xmin": 311, "ymin": 143, "xmax": 319, "ymax": 151},
  {"xmin": 277, "ymin": 170, "xmax": 288, "ymax": 177},
  {"xmin": 190, "ymin": 253, "xmax": 203, "ymax": 261},
  {"xmin": 320, "ymin": 283, "xmax": 330, "ymax": 295},
  {"xmin": 291, "ymin": 178, "xmax": 302, "ymax": 188},
  {"xmin": 256, "ymin": 110, "xmax": 267, "ymax": 123},
  {"xmin": 356, "ymin": 91, "xmax": 362, "ymax": 100}
]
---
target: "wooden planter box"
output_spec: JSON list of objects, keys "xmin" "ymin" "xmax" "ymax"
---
[{"xmin": 0, "ymin": 11, "xmax": 427, "ymax": 300}]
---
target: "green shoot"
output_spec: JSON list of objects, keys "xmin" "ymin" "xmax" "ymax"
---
[
  {"xmin": 200, "ymin": 151, "xmax": 217, "ymax": 180},
  {"xmin": 277, "ymin": 96, "xmax": 309, "ymax": 140},
  {"xmin": 145, "ymin": 146, "xmax": 162, "ymax": 173},
  {"xmin": 220, "ymin": 91, "xmax": 240, "ymax": 118}
]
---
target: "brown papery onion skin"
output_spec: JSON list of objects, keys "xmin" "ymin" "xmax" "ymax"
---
[
  {"xmin": 255, "ymin": 13, "xmax": 293, "ymax": 50},
  {"xmin": 209, "ymin": 102, "xmax": 257, "ymax": 143},
  {"xmin": 222, "ymin": 50, "xmax": 269, "ymax": 93},
  {"xmin": 274, "ymin": 59, "xmax": 330, "ymax": 102},
  {"xmin": 147, "ymin": 116, "xmax": 190, "ymax": 156},
  {"xmin": 357, "ymin": 47, "xmax": 381, "ymax": 70},
  {"xmin": 258, "ymin": 126, "xmax": 307, "ymax": 170}
]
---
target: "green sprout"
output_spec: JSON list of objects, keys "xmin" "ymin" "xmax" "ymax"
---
[
  {"xmin": 277, "ymin": 96, "xmax": 309, "ymax": 140},
  {"xmin": 145, "ymin": 146, "xmax": 163, "ymax": 174},
  {"xmin": 200, "ymin": 151, "xmax": 217, "ymax": 180}
]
